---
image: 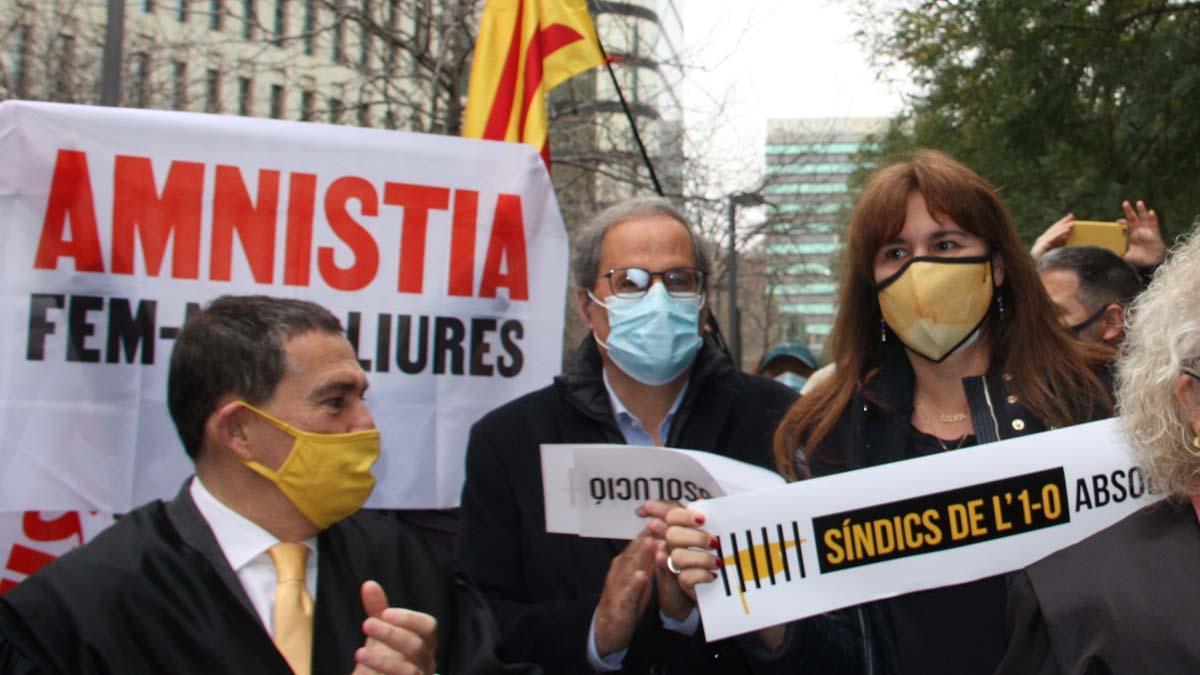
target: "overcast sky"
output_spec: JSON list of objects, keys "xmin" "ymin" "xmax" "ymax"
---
[{"xmin": 677, "ymin": 1, "xmax": 910, "ymax": 194}]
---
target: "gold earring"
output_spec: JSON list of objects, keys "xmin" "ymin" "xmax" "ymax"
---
[{"xmin": 1194, "ymin": 436, "xmax": 1200, "ymax": 449}]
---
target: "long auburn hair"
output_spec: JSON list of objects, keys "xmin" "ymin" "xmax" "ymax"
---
[{"xmin": 774, "ymin": 149, "xmax": 1111, "ymax": 480}]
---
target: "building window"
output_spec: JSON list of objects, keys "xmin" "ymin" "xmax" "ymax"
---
[
  {"xmin": 331, "ymin": 0, "xmax": 344, "ymax": 63},
  {"xmin": 242, "ymin": 0, "xmax": 256, "ymax": 39},
  {"xmin": 238, "ymin": 76, "xmax": 253, "ymax": 115},
  {"xmin": 357, "ymin": 103, "xmax": 369, "ymax": 127},
  {"xmin": 9, "ymin": 24, "xmax": 30, "ymax": 98},
  {"xmin": 300, "ymin": 89, "xmax": 314, "ymax": 120},
  {"xmin": 302, "ymin": 0, "xmax": 316, "ymax": 55},
  {"xmin": 358, "ymin": 0, "xmax": 372, "ymax": 69},
  {"xmin": 52, "ymin": 33, "xmax": 75, "ymax": 101},
  {"xmin": 131, "ymin": 52, "xmax": 151, "ymax": 107},
  {"xmin": 210, "ymin": 0, "xmax": 224, "ymax": 29},
  {"xmin": 172, "ymin": 61, "xmax": 188, "ymax": 109},
  {"xmin": 328, "ymin": 97, "xmax": 343, "ymax": 124},
  {"xmin": 177, "ymin": 0, "xmax": 188, "ymax": 21},
  {"xmin": 272, "ymin": 0, "xmax": 287, "ymax": 47},
  {"xmin": 383, "ymin": 0, "xmax": 399, "ymax": 73},
  {"xmin": 143, "ymin": 0, "xmax": 155, "ymax": 12},
  {"xmin": 269, "ymin": 84, "xmax": 284, "ymax": 118},
  {"xmin": 205, "ymin": 69, "xmax": 221, "ymax": 112}
]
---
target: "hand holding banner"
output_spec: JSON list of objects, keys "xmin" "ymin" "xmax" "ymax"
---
[
  {"xmin": 541, "ymin": 443, "xmax": 784, "ymax": 539},
  {"xmin": 691, "ymin": 419, "xmax": 1157, "ymax": 641}
]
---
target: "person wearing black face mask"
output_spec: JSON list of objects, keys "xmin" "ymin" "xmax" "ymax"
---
[
  {"xmin": 661, "ymin": 150, "xmax": 1115, "ymax": 675},
  {"xmin": 1038, "ymin": 245, "xmax": 1144, "ymax": 347}
]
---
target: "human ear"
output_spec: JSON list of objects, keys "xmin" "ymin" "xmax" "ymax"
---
[
  {"xmin": 1171, "ymin": 375, "xmax": 1200, "ymax": 440},
  {"xmin": 210, "ymin": 400, "xmax": 255, "ymax": 462},
  {"xmin": 1101, "ymin": 305, "xmax": 1125, "ymax": 343},
  {"xmin": 990, "ymin": 252, "xmax": 1006, "ymax": 286},
  {"xmin": 575, "ymin": 287, "xmax": 594, "ymax": 329}
]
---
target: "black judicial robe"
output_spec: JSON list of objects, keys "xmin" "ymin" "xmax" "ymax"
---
[
  {"xmin": 0, "ymin": 481, "xmax": 535, "ymax": 675},
  {"xmin": 995, "ymin": 501, "xmax": 1200, "ymax": 674}
]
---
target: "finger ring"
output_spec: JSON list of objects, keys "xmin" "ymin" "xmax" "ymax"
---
[{"xmin": 666, "ymin": 554, "xmax": 681, "ymax": 575}]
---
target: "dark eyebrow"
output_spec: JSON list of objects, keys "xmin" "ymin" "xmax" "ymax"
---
[
  {"xmin": 929, "ymin": 229, "xmax": 969, "ymax": 239},
  {"xmin": 309, "ymin": 378, "xmax": 368, "ymax": 401}
]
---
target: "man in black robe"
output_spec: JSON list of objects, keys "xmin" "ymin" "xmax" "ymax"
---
[{"xmin": 0, "ymin": 295, "xmax": 532, "ymax": 675}]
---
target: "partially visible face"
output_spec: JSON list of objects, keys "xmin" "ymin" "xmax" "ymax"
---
[
  {"xmin": 1040, "ymin": 268, "xmax": 1093, "ymax": 328},
  {"xmin": 579, "ymin": 214, "xmax": 700, "ymax": 344},
  {"xmin": 873, "ymin": 191, "xmax": 997, "ymax": 284},
  {"xmin": 243, "ymin": 330, "xmax": 374, "ymax": 471}
]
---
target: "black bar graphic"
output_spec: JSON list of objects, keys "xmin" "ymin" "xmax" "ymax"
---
[
  {"xmin": 762, "ymin": 526, "xmax": 776, "ymax": 585},
  {"xmin": 745, "ymin": 529, "xmax": 762, "ymax": 590},
  {"xmin": 777, "ymin": 523, "xmax": 791, "ymax": 582},
  {"xmin": 793, "ymin": 521, "xmax": 806, "ymax": 579},
  {"xmin": 716, "ymin": 536, "xmax": 731, "ymax": 597},
  {"xmin": 729, "ymin": 532, "xmax": 746, "ymax": 594}
]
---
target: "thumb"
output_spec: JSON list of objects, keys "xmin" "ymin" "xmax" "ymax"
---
[{"xmin": 361, "ymin": 580, "xmax": 389, "ymax": 619}]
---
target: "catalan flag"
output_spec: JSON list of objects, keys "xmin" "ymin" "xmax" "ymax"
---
[{"xmin": 462, "ymin": 0, "xmax": 606, "ymax": 166}]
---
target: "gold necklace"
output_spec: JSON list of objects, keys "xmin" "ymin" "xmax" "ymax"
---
[{"xmin": 915, "ymin": 403, "xmax": 969, "ymax": 451}]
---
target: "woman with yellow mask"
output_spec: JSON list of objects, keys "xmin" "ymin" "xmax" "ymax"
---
[{"xmin": 659, "ymin": 150, "xmax": 1113, "ymax": 675}]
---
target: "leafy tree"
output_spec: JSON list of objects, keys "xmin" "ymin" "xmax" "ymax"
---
[{"xmin": 854, "ymin": 0, "xmax": 1200, "ymax": 242}]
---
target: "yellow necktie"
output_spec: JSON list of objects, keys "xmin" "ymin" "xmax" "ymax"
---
[{"xmin": 268, "ymin": 542, "xmax": 314, "ymax": 675}]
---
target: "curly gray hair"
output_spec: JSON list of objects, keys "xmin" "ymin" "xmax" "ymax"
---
[{"xmin": 1116, "ymin": 223, "xmax": 1200, "ymax": 500}]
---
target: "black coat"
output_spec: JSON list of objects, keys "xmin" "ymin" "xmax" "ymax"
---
[
  {"xmin": 0, "ymin": 480, "xmax": 534, "ymax": 675},
  {"xmin": 995, "ymin": 500, "xmax": 1200, "ymax": 675},
  {"xmin": 455, "ymin": 337, "xmax": 798, "ymax": 674},
  {"xmin": 750, "ymin": 340, "xmax": 1112, "ymax": 675}
]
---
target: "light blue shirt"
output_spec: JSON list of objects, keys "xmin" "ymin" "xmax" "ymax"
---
[{"xmin": 586, "ymin": 368, "xmax": 701, "ymax": 672}]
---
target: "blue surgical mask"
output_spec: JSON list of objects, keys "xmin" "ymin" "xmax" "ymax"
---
[
  {"xmin": 773, "ymin": 371, "xmax": 808, "ymax": 392},
  {"xmin": 589, "ymin": 283, "xmax": 704, "ymax": 385}
]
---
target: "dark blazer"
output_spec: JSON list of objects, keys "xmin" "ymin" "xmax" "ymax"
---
[
  {"xmin": 995, "ymin": 500, "xmax": 1200, "ymax": 675},
  {"xmin": 0, "ymin": 480, "xmax": 534, "ymax": 675},
  {"xmin": 455, "ymin": 338, "xmax": 798, "ymax": 674}
]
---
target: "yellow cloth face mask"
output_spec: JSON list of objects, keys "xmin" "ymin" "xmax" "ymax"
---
[
  {"xmin": 877, "ymin": 256, "xmax": 994, "ymax": 363},
  {"xmin": 237, "ymin": 402, "xmax": 380, "ymax": 530}
]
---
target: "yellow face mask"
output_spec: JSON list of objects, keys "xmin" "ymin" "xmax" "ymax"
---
[
  {"xmin": 877, "ymin": 256, "xmax": 994, "ymax": 362},
  {"xmin": 237, "ymin": 402, "xmax": 380, "ymax": 530}
]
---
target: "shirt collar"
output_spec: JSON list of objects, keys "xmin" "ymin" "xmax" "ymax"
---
[
  {"xmin": 190, "ymin": 476, "xmax": 316, "ymax": 572},
  {"xmin": 602, "ymin": 367, "xmax": 689, "ymax": 433}
]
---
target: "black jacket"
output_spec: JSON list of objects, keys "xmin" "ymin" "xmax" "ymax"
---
[
  {"xmin": 456, "ymin": 337, "xmax": 798, "ymax": 674},
  {"xmin": 0, "ymin": 480, "xmax": 534, "ymax": 675},
  {"xmin": 750, "ymin": 340, "xmax": 1112, "ymax": 675},
  {"xmin": 995, "ymin": 500, "xmax": 1199, "ymax": 675}
]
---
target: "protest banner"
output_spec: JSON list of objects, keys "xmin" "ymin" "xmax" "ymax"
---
[
  {"xmin": 692, "ymin": 419, "xmax": 1159, "ymax": 641},
  {"xmin": 0, "ymin": 511, "xmax": 113, "ymax": 595},
  {"xmin": 0, "ymin": 101, "xmax": 568, "ymax": 514},
  {"xmin": 541, "ymin": 443, "xmax": 784, "ymax": 538}
]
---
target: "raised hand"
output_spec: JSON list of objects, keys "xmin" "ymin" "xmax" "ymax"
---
[
  {"xmin": 1030, "ymin": 213, "xmax": 1075, "ymax": 260},
  {"xmin": 351, "ymin": 580, "xmax": 437, "ymax": 675},
  {"xmin": 1120, "ymin": 199, "xmax": 1165, "ymax": 269}
]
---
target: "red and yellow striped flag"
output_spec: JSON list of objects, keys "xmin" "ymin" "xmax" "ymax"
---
[{"xmin": 462, "ymin": 0, "xmax": 605, "ymax": 166}]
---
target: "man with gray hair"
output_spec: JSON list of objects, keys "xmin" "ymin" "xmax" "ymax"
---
[
  {"xmin": 1037, "ymin": 245, "xmax": 1144, "ymax": 346},
  {"xmin": 457, "ymin": 197, "xmax": 797, "ymax": 674}
]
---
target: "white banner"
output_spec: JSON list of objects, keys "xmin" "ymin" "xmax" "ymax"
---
[
  {"xmin": 0, "ymin": 101, "xmax": 567, "ymax": 511},
  {"xmin": 541, "ymin": 443, "xmax": 785, "ymax": 539},
  {"xmin": 694, "ymin": 419, "xmax": 1158, "ymax": 641}
]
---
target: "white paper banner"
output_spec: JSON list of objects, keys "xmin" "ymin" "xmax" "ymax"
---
[
  {"xmin": 694, "ymin": 419, "xmax": 1158, "ymax": 641},
  {"xmin": 541, "ymin": 443, "xmax": 785, "ymax": 539},
  {"xmin": 0, "ymin": 511, "xmax": 114, "ymax": 595},
  {"xmin": 0, "ymin": 101, "xmax": 568, "ymax": 511}
]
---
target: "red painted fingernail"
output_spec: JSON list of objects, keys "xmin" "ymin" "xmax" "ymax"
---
[
  {"xmin": 709, "ymin": 536, "xmax": 720, "ymax": 550},
  {"xmin": 695, "ymin": 513, "xmax": 706, "ymax": 525}
]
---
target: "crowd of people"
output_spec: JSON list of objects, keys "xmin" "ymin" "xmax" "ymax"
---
[{"xmin": 0, "ymin": 147, "xmax": 1194, "ymax": 675}]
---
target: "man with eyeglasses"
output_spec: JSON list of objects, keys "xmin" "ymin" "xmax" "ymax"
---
[{"xmin": 456, "ymin": 197, "xmax": 798, "ymax": 674}]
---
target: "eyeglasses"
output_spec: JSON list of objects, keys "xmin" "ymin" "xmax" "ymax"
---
[
  {"xmin": 603, "ymin": 267, "xmax": 705, "ymax": 299},
  {"xmin": 1184, "ymin": 365, "xmax": 1200, "ymax": 381}
]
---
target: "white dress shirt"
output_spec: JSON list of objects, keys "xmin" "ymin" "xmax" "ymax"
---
[{"xmin": 190, "ymin": 477, "xmax": 319, "ymax": 634}]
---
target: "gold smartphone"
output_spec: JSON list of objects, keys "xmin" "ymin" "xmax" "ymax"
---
[{"xmin": 1065, "ymin": 220, "xmax": 1128, "ymax": 256}]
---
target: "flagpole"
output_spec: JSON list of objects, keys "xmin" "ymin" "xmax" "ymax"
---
[{"xmin": 595, "ymin": 40, "xmax": 664, "ymax": 197}]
